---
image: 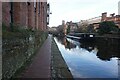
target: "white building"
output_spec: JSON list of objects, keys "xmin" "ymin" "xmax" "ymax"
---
[{"xmin": 118, "ymin": 1, "xmax": 120, "ymax": 15}]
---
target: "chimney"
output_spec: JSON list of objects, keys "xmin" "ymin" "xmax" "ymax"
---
[
  {"xmin": 110, "ymin": 13, "xmax": 115, "ymax": 17},
  {"xmin": 101, "ymin": 12, "xmax": 107, "ymax": 21}
]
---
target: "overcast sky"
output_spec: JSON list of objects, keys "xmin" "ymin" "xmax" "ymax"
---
[{"xmin": 48, "ymin": 0, "xmax": 120, "ymax": 27}]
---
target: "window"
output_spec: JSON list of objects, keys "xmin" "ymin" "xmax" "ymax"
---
[{"xmin": 27, "ymin": 2, "xmax": 30, "ymax": 6}]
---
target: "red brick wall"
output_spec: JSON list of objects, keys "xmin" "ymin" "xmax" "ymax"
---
[
  {"xmin": 38, "ymin": 13, "xmax": 41, "ymax": 30},
  {"xmin": 12, "ymin": 2, "xmax": 28, "ymax": 29},
  {"xmin": 36, "ymin": 2, "xmax": 48, "ymax": 31},
  {"xmin": 2, "ymin": 2, "xmax": 48, "ymax": 31},
  {"xmin": 20, "ymin": 2, "xmax": 28, "ymax": 29},
  {"xmin": 28, "ymin": 2, "xmax": 35, "ymax": 30},
  {"xmin": 43, "ymin": 2, "xmax": 45, "ymax": 30},
  {"xmin": 40, "ymin": 2, "xmax": 44, "ymax": 31},
  {"xmin": 38, "ymin": 2, "xmax": 42, "ymax": 30},
  {"xmin": 44, "ymin": 2, "xmax": 47, "ymax": 30},
  {"xmin": 13, "ymin": 2, "xmax": 21, "ymax": 26},
  {"xmin": 39, "ymin": 2, "xmax": 47, "ymax": 31},
  {"xmin": 35, "ymin": 2, "xmax": 39, "ymax": 30},
  {"xmin": 0, "ymin": 1, "xmax": 2, "ymax": 26},
  {"xmin": 2, "ymin": 2, "xmax": 11, "ymax": 27}
]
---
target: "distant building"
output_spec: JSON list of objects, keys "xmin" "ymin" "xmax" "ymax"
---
[
  {"xmin": 101, "ymin": 12, "xmax": 107, "ymax": 21},
  {"xmin": 87, "ymin": 16, "xmax": 101, "ymax": 24},
  {"xmin": 62, "ymin": 20, "xmax": 67, "ymax": 35},
  {"xmin": 66, "ymin": 21, "xmax": 78, "ymax": 33},
  {"xmin": 101, "ymin": 12, "xmax": 120, "ymax": 28},
  {"xmin": 118, "ymin": 1, "xmax": 120, "ymax": 15},
  {"xmin": 78, "ymin": 12, "xmax": 120, "ymax": 32},
  {"xmin": 48, "ymin": 27, "xmax": 57, "ymax": 32}
]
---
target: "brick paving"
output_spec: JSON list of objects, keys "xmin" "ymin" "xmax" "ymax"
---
[{"xmin": 19, "ymin": 35, "xmax": 52, "ymax": 78}]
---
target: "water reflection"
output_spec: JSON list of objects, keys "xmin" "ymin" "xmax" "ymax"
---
[
  {"xmin": 96, "ymin": 40, "xmax": 119, "ymax": 61},
  {"xmin": 54, "ymin": 36, "xmax": 119, "ymax": 78},
  {"xmin": 56, "ymin": 37, "xmax": 76, "ymax": 50},
  {"xmin": 55, "ymin": 36, "xmax": 119, "ymax": 61}
]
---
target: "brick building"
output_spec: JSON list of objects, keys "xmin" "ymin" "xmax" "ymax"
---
[
  {"xmin": 101, "ymin": 12, "xmax": 120, "ymax": 28},
  {"xmin": 39, "ymin": 2, "xmax": 48, "ymax": 30},
  {"xmin": 2, "ymin": 1, "xmax": 50, "ymax": 31},
  {"xmin": 27, "ymin": 2, "xmax": 35, "ymax": 29},
  {"xmin": 66, "ymin": 21, "xmax": 78, "ymax": 33},
  {"xmin": 84, "ymin": 12, "xmax": 120, "ymax": 30},
  {"xmin": 2, "ymin": 2, "xmax": 11, "ymax": 27},
  {"xmin": 0, "ymin": 1, "xmax": 2, "ymax": 34}
]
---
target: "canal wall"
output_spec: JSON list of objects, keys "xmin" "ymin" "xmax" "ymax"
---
[
  {"xmin": 95, "ymin": 36, "xmax": 120, "ymax": 46},
  {"xmin": 51, "ymin": 38, "xmax": 73, "ymax": 79},
  {"xmin": 2, "ymin": 31, "xmax": 48, "ymax": 79}
]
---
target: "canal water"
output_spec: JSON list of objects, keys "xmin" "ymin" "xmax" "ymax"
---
[{"xmin": 54, "ymin": 37, "xmax": 119, "ymax": 78}]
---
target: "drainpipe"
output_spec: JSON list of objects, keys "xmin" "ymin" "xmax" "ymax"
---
[{"xmin": 10, "ymin": 2, "xmax": 13, "ymax": 31}]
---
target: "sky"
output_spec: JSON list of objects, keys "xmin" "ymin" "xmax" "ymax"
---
[{"xmin": 48, "ymin": 0, "xmax": 120, "ymax": 27}]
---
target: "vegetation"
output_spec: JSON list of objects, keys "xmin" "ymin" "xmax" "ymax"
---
[
  {"xmin": 77, "ymin": 24, "xmax": 95, "ymax": 33},
  {"xmin": 97, "ymin": 21, "xmax": 119, "ymax": 35},
  {"xmin": 87, "ymin": 24, "xmax": 95, "ymax": 33},
  {"xmin": 57, "ymin": 25, "xmax": 64, "ymax": 36},
  {"xmin": 49, "ymin": 21, "xmax": 120, "ymax": 37},
  {"xmin": 49, "ymin": 25, "xmax": 65, "ymax": 36},
  {"xmin": 66, "ymin": 25, "xmax": 70, "ymax": 34},
  {"xmin": 2, "ymin": 23, "xmax": 35, "ymax": 39},
  {"xmin": 2, "ymin": 23, "xmax": 48, "ymax": 79}
]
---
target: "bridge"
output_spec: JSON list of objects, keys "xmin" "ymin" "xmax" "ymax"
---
[{"xmin": 66, "ymin": 33, "xmax": 95, "ymax": 41}]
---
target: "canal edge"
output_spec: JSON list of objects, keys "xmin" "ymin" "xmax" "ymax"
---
[{"xmin": 51, "ymin": 37, "xmax": 73, "ymax": 79}]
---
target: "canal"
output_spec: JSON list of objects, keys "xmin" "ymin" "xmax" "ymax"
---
[{"xmin": 54, "ymin": 36, "xmax": 119, "ymax": 79}]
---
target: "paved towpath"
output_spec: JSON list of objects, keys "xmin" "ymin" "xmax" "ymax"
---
[{"xmin": 19, "ymin": 35, "xmax": 52, "ymax": 78}]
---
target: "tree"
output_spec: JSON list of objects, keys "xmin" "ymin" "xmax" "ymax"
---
[
  {"xmin": 67, "ymin": 25, "xmax": 70, "ymax": 34},
  {"xmin": 98, "ymin": 21, "xmax": 119, "ymax": 35},
  {"xmin": 57, "ymin": 25, "xmax": 64, "ymax": 36},
  {"xmin": 77, "ymin": 20, "xmax": 89, "ymax": 33},
  {"xmin": 87, "ymin": 24, "xmax": 95, "ymax": 33}
]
